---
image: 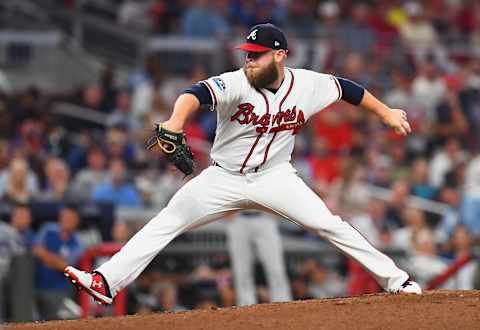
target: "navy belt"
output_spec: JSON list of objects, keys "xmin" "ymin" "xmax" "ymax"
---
[{"xmin": 241, "ymin": 210, "xmax": 262, "ymax": 217}]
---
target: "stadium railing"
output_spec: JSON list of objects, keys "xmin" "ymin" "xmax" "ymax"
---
[{"xmin": 78, "ymin": 243, "xmax": 125, "ymax": 318}]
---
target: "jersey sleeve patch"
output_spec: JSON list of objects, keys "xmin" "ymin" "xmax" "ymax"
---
[{"xmin": 212, "ymin": 77, "xmax": 226, "ymax": 93}]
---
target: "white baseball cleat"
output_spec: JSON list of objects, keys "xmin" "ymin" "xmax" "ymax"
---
[
  {"xmin": 64, "ymin": 266, "xmax": 113, "ymax": 305},
  {"xmin": 396, "ymin": 280, "xmax": 422, "ymax": 294}
]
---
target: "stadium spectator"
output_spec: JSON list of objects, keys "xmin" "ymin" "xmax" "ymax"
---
[
  {"xmin": 151, "ymin": 281, "xmax": 188, "ymax": 312},
  {"xmin": 71, "ymin": 148, "xmax": 108, "ymax": 202},
  {"xmin": 91, "ymin": 158, "xmax": 142, "ymax": 207},
  {"xmin": 391, "ymin": 208, "xmax": 428, "ymax": 253},
  {"xmin": 293, "ymin": 258, "xmax": 345, "ymax": 299},
  {"xmin": 117, "ymin": 0, "xmax": 151, "ymax": 32},
  {"xmin": 459, "ymin": 61, "xmax": 480, "ymax": 147},
  {"xmin": 0, "ymin": 139, "xmax": 8, "ymax": 171},
  {"xmin": 460, "ymin": 150, "xmax": 480, "ymax": 239},
  {"xmin": 368, "ymin": 1, "xmax": 399, "ymax": 54},
  {"xmin": 411, "ymin": 57, "xmax": 446, "ymax": 124},
  {"xmin": 312, "ymin": 105, "xmax": 353, "ymax": 155},
  {"xmin": 181, "ymin": 0, "xmax": 230, "ymax": 38},
  {"xmin": 432, "ymin": 86, "xmax": 468, "ymax": 145},
  {"xmin": 126, "ymin": 271, "xmax": 158, "ymax": 314},
  {"xmin": 14, "ymin": 120, "xmax": 48, "ymax": 170},
  {"xmin": 384, "ymin": 179, "xmax": 411, "ymax": 230},
  {"xmin": 399, "ymin": 1, "xmax": 439, "ymax": 62},
  {"xmin": 107, "ymin": 90, "xmax": 141, "ymax": 131},
  {"xmin": 98, "ymin": 64, "xmax": 117, "ymax": 113},
  {"xmin": 10, "ymin": 87, "xmax": 43, "ymax": 126},
  {"xmin": 435, "ymin": 186, "xmax": 462, "ymax": 245},
  {"xmin": 367, "ymin": 152, "xmax": 393, "ymax": 188},
  {"xmin": 444, "ymin": 226, "xmax": 478, "ymax": 290},
  {"xmin": 132, "ymin": 63, "xmax": 168, "ymax": 123},
  {"xmin": 315, "ymin": 1, "xmax": 341, "ymax": 41},
  {"xmin": 149, "ymin": 1, "xmax": 183, "ymax": 34},
  {"xmin": 0, "ymin": 211, "xmax": 27, "ymax": 323},
  {"xmin": 33, "ymin": 207, "xmax": 85, "ymax": 320},
  {"xmin": 285, "ymin": 0, "xmax": 315, "ymax": 37},
  {"xmin": 429, "ymin": 137, "xmax": 468, "ymax": 189},
  {"xmin": 339, "ymin": 52, "xmax": 372, "ymax": 87},
  {"xmin": 329, "ymin": 163, "xmax": 370, "ymax": 220},
  {"xmin": 9, "ymin": 204, "xmax": 35, "ymax": 251},
  {"xmin": 0, "ymin": 70, "xmax": 12, "ymax": 95},
  {"xmin": 406, "ymin": 227, "xmax": 448, "ymax": 288},
  {"xmin": 111, "ymin": 221, "xmax": 132, "ymax": 245},
  {"xmin": 337, "ymin": 2, "xmax": 376, "ymax": 56},
  {"xmin": 80, "ymin": 84, "xmax": 104, "ymax": 112},
  {"xmin": 307, "ymin": 136, "xmax": 339, "ymax": 196},
  {"xmin": 410, "ymin": 158, "xmax": 436, "ymax": 200},
  {"xmin": 384, "ymin": 71, "xmax": 415, "ymax": 111},
  {"xmin": 35, "ymin": 158, "xmax": 75, "ymax": 203},
  {"xmin": 0, "ymin": 157, "xmax": 38, "ymax": 205},
  {"xmin": 105, "ymin": 127, "xmax": 137, "ymax": 165},
  {"xmin": 387, "ymin": 141, "xmax": 410, "ymax": 180}
]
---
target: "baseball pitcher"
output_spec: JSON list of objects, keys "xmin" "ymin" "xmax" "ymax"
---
[{"xmin": 65, "ymin": 23, "xmax": 421, "ymax": 305}]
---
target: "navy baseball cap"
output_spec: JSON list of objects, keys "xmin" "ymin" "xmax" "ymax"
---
[{"xmin": 236, "ymin": 23, "xmax": 288, "ymax": 53}]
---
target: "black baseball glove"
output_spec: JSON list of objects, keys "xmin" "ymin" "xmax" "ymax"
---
[{"xmin": 145, "ymin": 124, "xmax": 195, "ymax": 176}]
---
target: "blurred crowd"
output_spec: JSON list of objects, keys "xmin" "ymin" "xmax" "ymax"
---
[
  {"xmin": 1, "ymin": 0, "xmax": 480, "ymax": 322},
  {"xmin": 62, "ymin": 0, "xmax": 480, "ymax": 45}
]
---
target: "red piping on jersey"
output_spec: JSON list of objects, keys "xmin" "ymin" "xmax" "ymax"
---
[
  {"xmin": 255, "ymin": 69, "xmax": 295, "ymax": 172},
  {"xmin": 255, "ymin": 132, "xmax": 277, "ymax": 172},
  {"xmin": 240, "ymin": 90, "xmax": 269, "ymax": 174},
  {"xmin": 279, "ymin": 69, "xmax": 295, "ymax": 111},
  {"xmin": 332, "ymin": 76, "xmax": 342, "ymax": 102},
  {"xmin": 203, "ymin": 81, "xmax": 218, "ymax": 108},
  {"xmin": 240, "ymin": 134, "xmax": 262, "ymax": 174}
]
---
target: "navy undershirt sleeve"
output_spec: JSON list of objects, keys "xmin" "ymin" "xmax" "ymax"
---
[
  {"xmin": 182, "ymin": 82, "xmax": 213, "ymax": 106},
  {"xmin": 336, "ymin": 77, "xmax": 365, "ymax": 106}
]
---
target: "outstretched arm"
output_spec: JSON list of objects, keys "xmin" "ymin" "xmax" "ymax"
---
[
  {"xmin": 336, "ymin": 77, "xmax": 411, "ymax": 136},
  {"xmin": 360, "ymin": 90, "xmax": 412, "ymax": 136}
]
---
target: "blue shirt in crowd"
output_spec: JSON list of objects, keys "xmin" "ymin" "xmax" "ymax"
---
[
  {"xmin": 92, "ymin": 182, "xmax": 142, "ymax": 207},
  {"xmin": 34, "ymin": 223, "xmax": 85, "ymax": 291},
  {"xmin": 182, "ymin": 7, "xmax": 230, "ymax": 38}
]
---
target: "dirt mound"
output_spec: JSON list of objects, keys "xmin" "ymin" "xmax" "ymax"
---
[{"xmin": 6, "ymin": 291, "xmax": 480, "ymax": 330}]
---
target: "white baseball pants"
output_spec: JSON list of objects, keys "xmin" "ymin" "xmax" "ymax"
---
[{"xmin": 97, "ymin": 162, "xmax": 409, "ymax": 297}]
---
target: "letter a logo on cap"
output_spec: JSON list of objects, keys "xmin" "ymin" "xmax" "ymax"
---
[{"xmin": 247, "ymin": 29, "xmax": 258, "ymax": 40}]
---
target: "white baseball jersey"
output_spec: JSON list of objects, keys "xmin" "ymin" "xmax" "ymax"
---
[{"xmin": 202, "ymin": 68, "xmax": 342, "ymax": 173}]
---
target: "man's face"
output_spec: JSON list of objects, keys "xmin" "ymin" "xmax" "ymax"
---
[
  {"xmin": 59, "ymin": 208, "xmax": 80, "ymax": 233},
  {"xmin": 11, "ymin": 207, "xmax": 32, "ymax": 231},
  {"xmin": 243, "ymin": 50, "xmax": 280, "ymax": 89},
  {"xmin": 110, "ymin": 159, "xmax": 126, "ymax": 186}
]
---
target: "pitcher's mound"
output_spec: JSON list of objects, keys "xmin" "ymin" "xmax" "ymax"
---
[{"xmin": 6, "ymin": 291, "xmax": 480, "ymax": 330}]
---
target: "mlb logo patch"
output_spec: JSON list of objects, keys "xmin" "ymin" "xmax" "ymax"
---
[{"xmin": 213, "ymin": 77, "xmax": 226, "ymax": 92}]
